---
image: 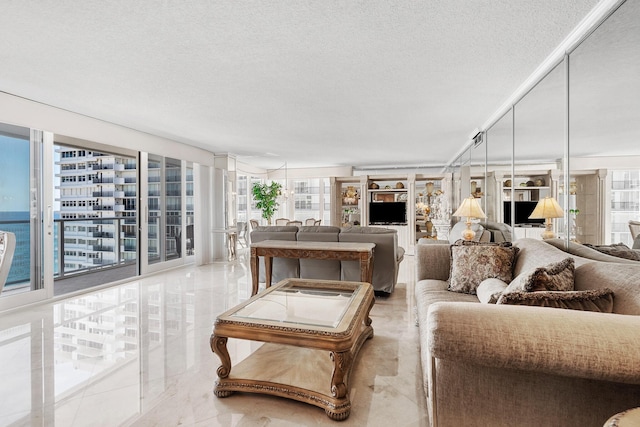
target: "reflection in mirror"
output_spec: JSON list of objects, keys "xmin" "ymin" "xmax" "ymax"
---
[
  {"xmin": 485, "ymin": 108, "xmax": 513, "ymax": 225},
  {"xmin": 470, "ymin": 137, "xmax": 486, "ymax": 213},
  {"xmin": 513, "ymin": 61, "xmax": 566, "ymax": 241},
  {"xmin": 450, "ymin": 152, "xmax": 467, "ymax": 215},
  {"xmin": 569, "ymin": 0, "xmax": 640, "ymax": 245}
]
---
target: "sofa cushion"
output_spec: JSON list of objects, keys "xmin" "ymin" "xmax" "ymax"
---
[
  {"xmin": 505, "ymin": 258, "xmax": 575, "ymax": 293},
  {"xmin": 476, "ymin": 278, "xmax": 508, "ymax": 304},
  {"xmin": 481, "ymin": 220, "xmax": 513, "ymax": 243},
  {"xmin": 544, "ymin": 238, "xmax": 639, "ymax": 264},
  {"xmin": 574, "ymin": 262, "xmax": 640, "ymax": 315},
  {"xmin": 296, "ymin": 226, "xmax": 341, "ymax": 280},
  {"xmin": 584, "ymin": 242, "xmax": 640, "ymax": 261},
  {"xmin": 339, "ymin": 226, "xmax": 403, "ymax": 294},
  {"xmin": 497, "ymin": 288, "xmax": 614, "ymax": 313},
  {"xmin": 448, "ymin": 241, "xmax": 519, "ymax": 295},
  {"xmin": 250, "ymin": 226, "xmax": 300, "ymax": 282}
]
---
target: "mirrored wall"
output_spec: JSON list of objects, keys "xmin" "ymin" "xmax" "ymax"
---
[{"xmin": 458, "ymin": 0, "xmax": 640, "ymax": 246}]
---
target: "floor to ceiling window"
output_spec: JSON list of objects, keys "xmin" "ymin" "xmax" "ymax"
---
[
  {"xmin": 610, "ymin": 169, "xmax": 640, "ymax": 246},
  {"xmin": 147, "ymin": 155, "xmax": 162, "ymax": 264},
  {"xmin": 165, "ymin": 158, "xmax": 182, "ymax": 260},
  {"xmin": 53, "ymin": 144, "xmax": 138, "ymax": 295},
  {"xmin": 185, "ymin": 164, "xmax": 194, "ymax": 256},
  {"xmin": 0, "ymin": 123, "xmax": 45, "ymax": 301},
  {"xmin": 292, "ymin": 178, "xmax": 321, "ymax": 222},
  {"xmin": 147, "ymin": 155, "xmax": 186, "ymax": 265}
]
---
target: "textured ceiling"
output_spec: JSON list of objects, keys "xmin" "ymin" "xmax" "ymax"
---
[{"xmin": 0, "ymin": 1, "xmax": 601, "ymax": 169}]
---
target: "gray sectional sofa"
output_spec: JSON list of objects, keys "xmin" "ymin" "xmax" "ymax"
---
[
  {"xmin": 415, "ymin": 238, "xmax": 640, "ymax": 427},
  {"xmin": 250, "ymin": 225, "xmax": 405, "ymax": 294}
]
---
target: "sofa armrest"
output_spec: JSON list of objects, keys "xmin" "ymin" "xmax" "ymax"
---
[
  {"xmin": 416, "ymin": 243, "xmax": 451, "ymax": 281},
  {"xmin": 427, "ymin": 302, "xmax": 640, "ymax": 384}
]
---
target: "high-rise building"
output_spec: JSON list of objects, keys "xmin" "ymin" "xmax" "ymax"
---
[{"xmin": 56, "ymin": 147, "xmax": 137, "ymax": 273}]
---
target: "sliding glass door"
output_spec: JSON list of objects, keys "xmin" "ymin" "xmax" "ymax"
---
[
  {"xmin": 0, "ymin": 123, "xmax": 50, "ymax": 307},
  {"xmin": 144, "ymin": 154, "xmax": 188, "ymax": 271}
]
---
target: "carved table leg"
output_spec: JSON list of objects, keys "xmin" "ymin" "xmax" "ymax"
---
[
  {"xmin": 265, "ymin": 255, "xmax": 273, "ymax": 289},
  {"xmin": 326, "ymin": 350, "xmax": 352, "ymax": 420},
  {"xmin": 210, "ymin": 334, "xmax": 234, "ymax": 397},
  {"xmin": 365, "ymin": 295, "xmax": 375, "ymax": 328}
]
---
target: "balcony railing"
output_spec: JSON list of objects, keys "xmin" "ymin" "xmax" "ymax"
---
[
  {"xmin": 93, "ymin": 191, "xmax": 114, "ymax": 197},
  {"xmin": 0, "ymin": 217, "xmax": 139, "ymax": 288},
  {"xmin": 90, "ymin": 164, "xmax": 114, "ymax": 171},
  {"xmin": 56, "ymin": 217, "xmax": 138, "ymax": 280}
]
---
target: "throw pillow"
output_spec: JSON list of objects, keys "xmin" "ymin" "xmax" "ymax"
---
[
  {"xmin": 505, "ymin": 258, "xmax": 575, "ymax": 293},
  {"xmin": 476, "ymin": 278, "xmax": 508, "ymax": 304},
  {"xmin": 497, "ymin": 288, "xmax": 614, "ymax": 313},
  {"xmin": 448, "ymin": 241, "xmax": 519, "ymax": 295}
]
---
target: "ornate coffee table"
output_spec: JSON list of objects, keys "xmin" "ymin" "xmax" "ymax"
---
[{"xmin": 210, "ymin": 278, "xmax": 375, "ymax": 420}]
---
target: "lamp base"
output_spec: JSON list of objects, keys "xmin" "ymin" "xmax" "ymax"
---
[
  {"xmin": 541, "ymin": 223, "xmax": 555, "ymax": 240},
  {"xmin": 461, "ymin": 222, "xmax": 475, "ymax": 241}
]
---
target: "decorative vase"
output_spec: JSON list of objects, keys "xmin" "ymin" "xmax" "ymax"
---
[{"xmin": 343, "ymin": 186, "xmax": 358, "ymax": 204}]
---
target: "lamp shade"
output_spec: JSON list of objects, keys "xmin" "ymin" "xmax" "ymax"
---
[
  {"xmin": 426, "ymin": 182, "xmax": 434, "ymax": 195},
  {"xmin": 453, "ymin": 196, "xmax": 486, "ymax": 219},
  {"xmin": 529, "ymin": 197, "xmax": 564, "ymax": 219}
]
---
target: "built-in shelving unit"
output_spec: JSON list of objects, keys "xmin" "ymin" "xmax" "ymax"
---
[{"xmin": 331, "ymin": 174, "xmax": 451, "ymax": 254}]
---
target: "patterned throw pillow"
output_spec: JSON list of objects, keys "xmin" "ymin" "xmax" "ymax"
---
[
  {"xmin": 497, "ymin": 288, "xmax": 614, "ymax": 313},
  {"xmin": 448, "ymin": 241, "xmax": 519, "ymax": 295},
  {"xmin": 505, "ymin": 258, "xmax": 575, "ymax": 293}
]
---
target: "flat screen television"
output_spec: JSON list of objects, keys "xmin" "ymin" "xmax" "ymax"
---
[
  {"xmin": 503, "ymin": 201, "xmax": 545, "ymax": 225},
  {"xmin": 369, "ymin": 202, "xmax": 407, "ymax": 225}
]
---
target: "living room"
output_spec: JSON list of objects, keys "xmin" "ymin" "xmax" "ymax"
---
[{"xmin": 1, "ymin": 1, "xmax": 640, "ymax": 426}]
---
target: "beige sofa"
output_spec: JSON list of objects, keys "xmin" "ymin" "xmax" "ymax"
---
[
  {"xmin": 415, "ymin": 238, "xmax": 640, "ymax": 427},
  {"xmin": 250, "ymin": 225, "xmax": 405, "ymax": 294}
]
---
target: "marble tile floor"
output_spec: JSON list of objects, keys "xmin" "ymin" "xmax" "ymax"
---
[{"xmin": 0, "ymin": 251, "xmax": 429, "ymax": 427}]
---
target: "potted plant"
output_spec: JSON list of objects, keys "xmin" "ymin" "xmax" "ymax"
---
[{"xmin": 251, "ymin": 181, "xmax": 282, "ymax": 225}]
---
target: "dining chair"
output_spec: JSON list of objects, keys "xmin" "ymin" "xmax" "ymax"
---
[
  {"xmin": 304, "ymin": 218, "xmax": 316, "ymax": 226},
  {"xmin": 250, "ymin": 219, "xmax": 260, "ymax": 230},
  {"xmin": 286, "ymin": 220, "xmax": 302, "ymax": 226},
  {"xmin": 275, "ymin": 218, "xmax": 289, "ymax": 226},
  {"xmin": 236, "ymin": 222, "xmax": 248, "ymax": 247},
  {"xmin": 314, "ymin": 219, "xmax": 322, "ymax": 226},
  {"xmin": 0, "ymin": 231, "xmax": 16, "ymax": 295}
]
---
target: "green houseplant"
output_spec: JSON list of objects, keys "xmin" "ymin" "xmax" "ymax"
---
[{"xmin": 251, "ymin": 181, "xmax": 282, "ymax": 224}]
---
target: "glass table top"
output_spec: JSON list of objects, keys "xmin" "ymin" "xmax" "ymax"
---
[{"xmin": 229, "ymin": 281, "xmax": 360, "ymax": 328}]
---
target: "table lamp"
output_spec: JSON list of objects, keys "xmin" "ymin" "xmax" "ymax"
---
[
  {"xmin": 453, "ymin": 196, "xmax": 487, "ymax": 241},
  {"xmin": 529, "ymin": 196, "xmax": 564, "ymax": 239}
]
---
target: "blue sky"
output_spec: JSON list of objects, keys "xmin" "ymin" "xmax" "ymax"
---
[{"xmin": 0, "ymin": 135, "xmax": 30, "ymax": 211}]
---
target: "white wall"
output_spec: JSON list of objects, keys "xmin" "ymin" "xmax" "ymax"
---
[{"xmin": 0, "ymin": 92, "xmax": 215, "ymax": 166}]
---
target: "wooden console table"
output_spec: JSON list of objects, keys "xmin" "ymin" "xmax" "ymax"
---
[{"xmin": 250, "ymin": 240, "xmax": 375, "ymax": 296}]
